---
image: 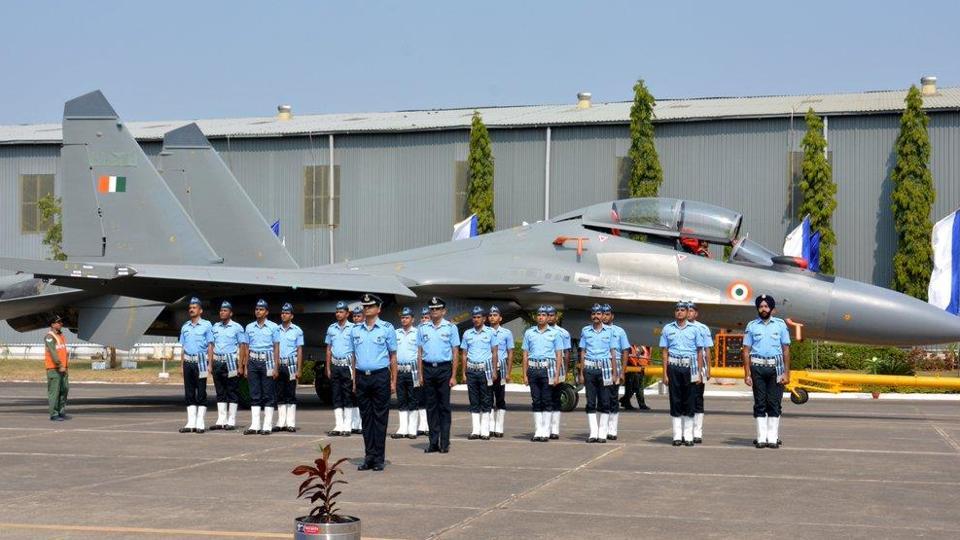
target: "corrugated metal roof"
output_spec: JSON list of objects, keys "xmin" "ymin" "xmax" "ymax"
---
[{"xmin": 2, "ymin": 86, "xmax": 959, "ymax": 144}]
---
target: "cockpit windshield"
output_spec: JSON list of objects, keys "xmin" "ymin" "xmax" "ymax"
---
[
  {"xmin": 580, "ymin": 198, "xmax": 743, "ymax": 244},
  {"xmin": 730, "ymin": 235, "xmax": 778, "ymax": 267}
]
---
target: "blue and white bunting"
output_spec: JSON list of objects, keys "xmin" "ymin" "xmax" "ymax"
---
[
  {"xmin": 928, "ymin": 208, "xmax": 960, "ymax": 316},
  {"xmin": 452, "ymin": 214, "xmax": 478, "ymax": 241}
]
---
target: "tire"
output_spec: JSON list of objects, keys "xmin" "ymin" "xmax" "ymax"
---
[
  {"xmin": 559, "ymin": 382, "xmax": 579, "ymax": 412},
  {"xmin": 790, "ymin": 387, "xmax": 809, "ymax": 405}
]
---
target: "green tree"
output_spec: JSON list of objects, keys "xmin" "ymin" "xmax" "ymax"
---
[
  {"xmin": 467, "ymin": 111, "xmax": 495, "ymax": 233},
  {"xmin": 627, "ymin": 79, "xmax": 663, "ymax": 197},
  {"xmin": 38, "ymin": 194, "xmax": 66, "ymax": 261},
  {"xmin": 890, "ymin": 86, "xmax": 935, "ymax": 299},
  {"xmin": 797, "ymin": 109, "xmax": 837, "ymax": 274}
]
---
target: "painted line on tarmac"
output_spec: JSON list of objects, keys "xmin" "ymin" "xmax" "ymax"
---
[
  {"xmin": 427, "ymin": 445, "xmax": 623, "ymax": 539},
  {"xmin": 932, "ymin": 425, "xmax": 960, "ymax": 453},
  {"xmin": 0, "ymin": 522, "xmax": 291, "ymax": 538},
  {"xmin": 587, "ymin": 468, "xmax": 960, "ymax": 487},
  {"xmin": 500, "ymin": 507, "xmax": 960, "ymax": 535}
]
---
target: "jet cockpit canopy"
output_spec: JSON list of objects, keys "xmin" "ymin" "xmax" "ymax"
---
[{"xmin": 573, "ymin": 198, "xmax": 743, "ymax": 244}]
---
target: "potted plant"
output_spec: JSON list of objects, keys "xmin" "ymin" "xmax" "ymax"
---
[{"xmin": 292, "ymin": 444, "xmax": 360, "ymax": 539}]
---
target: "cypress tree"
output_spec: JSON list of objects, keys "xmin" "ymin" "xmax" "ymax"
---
[
  {"xmin": 38, "ymin": 194, "xmax": 66, "ymax": 261},
  {"xmin": 890, "ymin": 86, "xmax": 935, "ymax": 299},
  {"xmin": 467, "ymin": 111, "xmax": 495, "ymax": 233},
  {"xmin": 628, "ymin": 79, "xmax": 663, "ymax": 197},
  {"xmin": 797, "ymin": 109, "xmax": 837, "ymax": 274}
]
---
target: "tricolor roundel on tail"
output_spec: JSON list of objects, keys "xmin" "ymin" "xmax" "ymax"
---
[{"xmin": 97, "ymin": 176, "xmax": 126, "ymax": 193}]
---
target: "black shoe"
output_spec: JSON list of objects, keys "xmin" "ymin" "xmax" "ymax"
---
[
  {"xmin": 58, "ymin": 413, "xmax": 72, "ymax": 420},
  {"xmin": 391, "ymin": 433, "xmax": 406, "ymax": 439},
  {"xmin": 620, "ymin": 399, "xmax": 636, "ymax": 410},
  {"xmin": 587, "ymin": 437, "xmax": 598, "ymax": 443},
  {"xmin": 286, "ymin": 426, "xmax": 297, "ymax": 433},
  {"xmin": 351, "ymin": 429, "xmax": 362, "ymax": 434},
  {"xmin": 418, "ymin": 430, "xmax": 429, "ymax": 436},
  {"xmin": 493, "ymin": 432, "xmax": 504, "ymax": 438},
  {"xmin": 693, "ymin": 437, "xmax": 703, "ymax": 444},
  {"xmin": 372, "ymin": 464, "xmax": 384, "ymax": 471},
  {"xmin": 209, "ymin": 424, "xmax": 223, "ymax": 431},
  {"xmin": 777, "ymin": 439, "xmax": 783, "ymax": 447},
  {"xmin": 467, "ymin": 434, "xmax": 480, "ymax": 440},
  {"xmin": 607, "ymin": 435, "xmax": 618, "ymax": 441},
  {"xmin": 224, "ymin": 425, "xmax": 236, "ymax": 431},
  {"xmin": 195, "ymin": 428, "xmax": 205, "ymax": 434},
  {"xmin": 406, "ymin": 434, "xmax": 417, "ymax": 439},
  {"xmin": 340, "ymin": 431, "xmax": 351, "ymax": 437},
  {"xmin": 179, "ymin": 427, "xmax": 193, "ymax": 433},
  {"xmin": 480, "ymin": 435, "xmax": 490, "ymax": 440},
  {"xmin": 271, "ymin": 426, "xmax": 282, "ymax": 432},
  {"xmin": 243, "ymin": 428, "xmax": 258, "ymax": 435},
  {"xmin": 357, "ymin": 462, "xmax": 373, "ymax": 471},
  {"xmin": 439, "ymin": 447, "xmax": 449, "ymax": 453},
  {"xmin": 259, "ymin": 430, "xmax": 270, "ymax": 435},
  {"xmin": 327, "ymin": 429, "xmax": 340, "ymax": 436},
  {"xmin": 539, "ymin": 437, "xmax": 549, "ymax": 443},
  {"xmin": 549, "ymin": 434, "xmax": 559, "ymax": 440},
  {"xmin": 50, "ymin": 416, "xmax": 64, "ymax": 422},
  {"xmin": 684, "ymin": 441, "xmax": 694, "ymax": 447},
  {"xmin": 598, "ymin": 437, "xmax": 607, "ymax": 443},
  {"xmin": 672, "ymin": 440, "xmax": 682, "ymax": 446},
  {"xmin": 754, "ymin": 441, "xmax": 765, "ymax": 449},
  {"xmin": 425, "ymin": 445, "xmax": 440, "ymax": 453},
  {"xmin": 638, "ymin": 404, "xmax": 651, "ymax": 411}
]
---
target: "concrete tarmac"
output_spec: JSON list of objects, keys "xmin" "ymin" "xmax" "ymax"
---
[{"xmin": 1, "ymin": 383, "xmax": 959, "ymax": 539}]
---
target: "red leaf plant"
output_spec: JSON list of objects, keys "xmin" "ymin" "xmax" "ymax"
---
[{"xmin": 292, "ymin": 444, "xmax": 351, "ymax": 523}]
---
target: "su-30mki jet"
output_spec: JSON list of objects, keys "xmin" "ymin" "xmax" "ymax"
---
[{"xmin": 2, "ymin": 90, "xmax": 958, "ymax": 351}]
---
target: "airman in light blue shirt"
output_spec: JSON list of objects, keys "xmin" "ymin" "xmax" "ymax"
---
[
  {"xmin": 278, "ymin": 322, "xmax": 304, "ymax": 358},
  {"xmin": 212, "ymin": 319, "xmax": 247, "ymax": 356},
  {"xmin": 659, "ymin": 320, "xmax": 704, "ymax": 358},
  {"xmin": 417, "ymin": 318, "xmax": 460, "ymax": 362},
  {"xmin": 246, "ymin": 319, "xmax": 280, "ymax": 353},
  {"xmin": 351, "ymin": 318, "xmax": 397, "ymax": 371},
  {"xmin": 461, "ymin": 324, "xmax": 497, "ymax": 365},
  {"xmin": 180, "ymin": 317, "xmax": 214, "ymax": 356},
  {"xmin": 743, "ymin": 317, "xmax": 790, "ymax": 357},
  {"xmin": 396, "ymin": 321, "xmax": 419, "ymax": 365}
]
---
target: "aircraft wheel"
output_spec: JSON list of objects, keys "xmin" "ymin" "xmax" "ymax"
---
[
  {"xmin": 790, "ymin": 388, "xmax": 809, "ymax": 405},
  {"xmin": 560, "ymin": 383, "xmax": 579, "ymax": 412}
]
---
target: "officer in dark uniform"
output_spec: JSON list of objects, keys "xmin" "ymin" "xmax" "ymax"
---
[
  {"xmin": 274, "ymin": 303, "xmax": 304, "ymax": 433},
  {"xmin": 210, "ymin": 301, "xmax": 246, "ymax": 430},
  {"xmin": 743, "ymin": 294, "xmax": 791, "ymax": 449},
  {"xmin": 350, "ymin": 293, "xmax": 397, "ymax": 471},
  {"xmin": 179, "ymin": 297, "xmax": 214, "ymax": 433},
  {"xmin": 417, "ymin": 297, "xmax": 460, "ymax": 453},
  {"xmin": 325, "ymin": 301, "xmax": 355, "ymax": 436}
]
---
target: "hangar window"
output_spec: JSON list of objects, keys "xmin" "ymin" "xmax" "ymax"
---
[
  {"xmin": 20, "ymin": 174, "xmax": 55, "ymax": 233},
  {"xmin": 454, "ymin": 160, "xmax": 470, "ymax": 222},
  {"xmin": 304, "ymin": 165, "xmax": 340, "ymax": 227}
]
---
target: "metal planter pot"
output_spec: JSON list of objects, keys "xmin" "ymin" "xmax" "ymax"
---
[{"xmin": 294, "ymin": 516, "xmax": 361, "ymax": 540}]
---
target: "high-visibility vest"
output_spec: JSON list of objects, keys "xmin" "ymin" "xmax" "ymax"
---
[{"xmin": 44, "ymin": 332, "xmax": 68, "ymax": 370}]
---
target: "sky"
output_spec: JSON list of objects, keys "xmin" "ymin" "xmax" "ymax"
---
[{"xmin": 2, "ymin": 0, "xmax": 959, "ymax": 124}]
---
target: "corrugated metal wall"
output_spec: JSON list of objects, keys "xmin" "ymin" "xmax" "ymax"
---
[{"xmin": 1, "ymin": 112, "xmax": 959, "ymax": 344}]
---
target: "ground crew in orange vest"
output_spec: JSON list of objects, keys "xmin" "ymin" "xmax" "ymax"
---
[{"xmin": 44, "ymin": 314, "xmax": 70, "ymax": 421}]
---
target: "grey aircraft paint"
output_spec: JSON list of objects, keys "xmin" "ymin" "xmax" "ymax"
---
[{"xmin": 1, "ymin": 91, "xmax": 958, "ymax": 349}]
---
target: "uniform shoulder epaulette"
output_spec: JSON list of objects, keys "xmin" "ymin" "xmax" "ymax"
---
[{"xmin": 379, "ymin": 320, "xmax": 394, "ymax": 330}]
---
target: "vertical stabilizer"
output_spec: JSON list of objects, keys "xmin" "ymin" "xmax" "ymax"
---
[
  {"xmin": 159, "ymin": 123, "xmax": 299, "ymax": 268},
  {"xmin": 61, "ymin": 90, "xmax": 221, "ymax": 265}
]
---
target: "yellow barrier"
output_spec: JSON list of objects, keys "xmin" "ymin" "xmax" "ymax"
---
[{"xmin": 625, "ymin": 365, "xmax": 960, "ymax": 404}]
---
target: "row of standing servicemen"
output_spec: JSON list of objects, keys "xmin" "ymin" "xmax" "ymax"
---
[{"xmin": 177, "ymin": 293, "xmax": 792, "ymax": 471}]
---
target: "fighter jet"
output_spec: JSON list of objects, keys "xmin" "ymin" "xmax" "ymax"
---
[{"xmin": 2, "ymin": 90, "xmax": 959, "ymax": 350}]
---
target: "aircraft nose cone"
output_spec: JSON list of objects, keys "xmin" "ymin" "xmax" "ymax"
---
[{"xmin": 825, "ymin": 278, "xmax": 960, "ymax": 345}]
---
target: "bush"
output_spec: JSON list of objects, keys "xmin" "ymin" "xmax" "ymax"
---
[
  {"xmin": 864, "ymin": 355, "xmax": 915, "ymax": 375},
  {"xmin": 301, "ymin": 359, "xmax": 316, "ymax": 385},
  {"xmin": 790, "ymin": 342, "xmax": 907, "ymax": 371}
]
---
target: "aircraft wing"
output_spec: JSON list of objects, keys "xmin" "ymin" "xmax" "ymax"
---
[{"xmin": 0, "ymin": 258, "xmax": 417, "ymax": 300}]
